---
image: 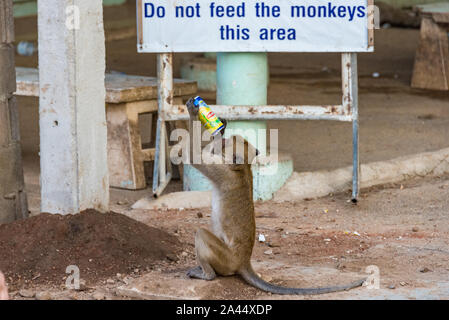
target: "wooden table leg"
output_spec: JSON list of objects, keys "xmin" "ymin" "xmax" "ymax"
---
[
  {"xmin": 107, "ymin": 98, "xmax": 183, "ymax": 190},
  {"xmin": 107, "ymin": 101, "xmax": 157, "ymax": 190},
  {"xmin": 412, "ymin": 16, "xmax": 449, "ymax": 91}
]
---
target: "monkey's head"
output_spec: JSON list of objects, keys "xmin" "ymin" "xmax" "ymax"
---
[
  {"xmin": 221, "ymin": 135, "xmax": 260, "ymax": 169},
  {"xmin": 200, "ymin": 119, "xmax": 260, "ymax": 169}
]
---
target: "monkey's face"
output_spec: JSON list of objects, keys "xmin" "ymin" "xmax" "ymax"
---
[{"xmin": 221, "ymin": 135, "xmax": 260, "ymax": 168}]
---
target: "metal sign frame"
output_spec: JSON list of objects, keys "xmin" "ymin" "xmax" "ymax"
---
[
  {"xmin": 149, "ymin": 0, "xmax": 376, "ymax": 201},
  {"xmin": 137, "ymin": 0, "xmax": 375, "ymax": 53},
  {"xmin": 152, "ymin": 52, "xmax": 360, "ymax": 202}
]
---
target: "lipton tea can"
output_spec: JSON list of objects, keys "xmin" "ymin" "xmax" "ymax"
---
[{"xmin": 193, "ymin": 96, "xmax": 225, "ymax": 136}]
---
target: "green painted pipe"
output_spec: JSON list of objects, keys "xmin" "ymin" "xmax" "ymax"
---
[{"xmin": 217, "ymin": 52, "xmax": 268, "ymax": 156}]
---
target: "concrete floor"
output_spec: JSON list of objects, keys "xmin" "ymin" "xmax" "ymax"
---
[{"xmin": 10, "ymin": 174, "xmax": 449, "ymax": 300}]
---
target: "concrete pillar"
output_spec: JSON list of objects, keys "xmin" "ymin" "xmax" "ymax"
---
[
  {"xmin": 216, "ymin": 52, "xmax": 268, "ymax": 155},
  {"xmin": 0, "ymin": 0, "xmax": 28, "ymax": 223},
  {"xmin": 38, "ymin": 0, "xmax": 109, "ymax": 214}
]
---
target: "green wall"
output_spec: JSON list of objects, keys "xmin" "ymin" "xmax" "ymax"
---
[{"xmin": 13, "ymin": 0, "xmax": 127, "ymax": 18}]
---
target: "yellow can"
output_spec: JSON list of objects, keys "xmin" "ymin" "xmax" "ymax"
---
[{"xmin": 193, "ymin": 96, "xmax": 225, "ymax": 136}]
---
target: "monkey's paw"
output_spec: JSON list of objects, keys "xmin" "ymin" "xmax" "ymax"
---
[
  {"xmin": 187, "ymin": 266, "xmax": 215, "ymax": 281},
  {"xmin": 186, "ymin": 98, "xmax": 199, "ymax": 117}
]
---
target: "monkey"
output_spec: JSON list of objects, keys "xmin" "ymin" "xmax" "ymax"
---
[
  {"xmin": 0, "ymin": 271, "xmax": 9, "ymax": 300},
  {"xmin": 184, "ymin": 98, "xmax": 366, "ymax": 295}
]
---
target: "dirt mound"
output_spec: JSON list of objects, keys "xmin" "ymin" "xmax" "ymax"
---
[{"xmin": 0, "ymin": 210, "xmax": 182, "ymax": 287}]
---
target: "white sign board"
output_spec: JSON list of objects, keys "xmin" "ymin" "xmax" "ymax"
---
[{"xmin": 137, "ymin": 0, "xmax": 373, "ymax": 53}]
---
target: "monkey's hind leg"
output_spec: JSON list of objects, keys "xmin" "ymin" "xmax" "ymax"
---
[{"xmin": 187, "ymin": 228, "xmax": 237, "ymax": 281}]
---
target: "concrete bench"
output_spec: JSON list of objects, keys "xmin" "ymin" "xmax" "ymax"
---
[
  {"xmin": 15, "ymin": 67, "xmax": 197, "ymax": 190},
  {"xmin": 412, "ymin": 3, "xmax": 449, "ymax": 91}
]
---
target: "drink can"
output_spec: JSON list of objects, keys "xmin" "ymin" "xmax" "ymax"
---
[{"xmin": 193, "ymin": 96, "xmax": 225, "ymax": 136}]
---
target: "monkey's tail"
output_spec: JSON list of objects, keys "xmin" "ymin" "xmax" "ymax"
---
[{"xmin": 239, "ymin": 265, "xmax": 366, "ymax": 295}]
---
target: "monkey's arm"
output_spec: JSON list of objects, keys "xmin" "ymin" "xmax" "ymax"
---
[{"xmin": 186, "ymin": 98, "xmax": 230, "ymax": 177}]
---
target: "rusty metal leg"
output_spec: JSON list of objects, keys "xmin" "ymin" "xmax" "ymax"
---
[
  {"xmin": 342, "ymin": 53, "xmax": 360, "ymax": 203},
  {"xmin": 352, "ymin": 112, "xmax": 360, "ymax": 203},
  {"xmin": 153, "ymin": 53, "xmax": 174, "ymax": 198}
]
